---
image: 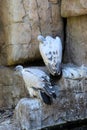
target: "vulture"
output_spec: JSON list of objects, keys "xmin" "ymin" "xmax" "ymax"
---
[
  {"xmin": 15, "ymin": 65, "xmax": 56, "ymax": 105},
  {"xmin": 62, "ymin": 63, "xmax": 87, "ymax": 79},
  {"xmin": 37, "ymin": 35, "xmax": 62, "ymax": 76}
]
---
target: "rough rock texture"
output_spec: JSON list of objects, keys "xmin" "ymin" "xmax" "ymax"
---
[
  {"xmin": 0, "ymin": 66, "xmax": 87, "ymax": 129},
  {"xmin": 0, "ymin": 124, "xmax": 20, "ymax": 130},
  {"xmin": 61, "ymin": 0, "xmax": 87, "ymax": 17},
  {"xmin": 48, "ymin": 0, "xmax": 59, "ymax": 4},
  {"xmin": 0, "ymin": 66, "xmax": 27, "ymax": 107},
  {"xmin": 0, "ymin": 0, "xmax": 6, "ymax": 65},
  {"xmin": 64, "ymin": 16, "xmax": 87, "ymax": 66},
  {"xmin": 0, "ymin": 0, "xmax": 63, "ymax": 65},
  {"xmin": 14, "ymin": 74, "xmax": 87, "ymax": 129},
  {"xmin": 15, "ymin": 98, "xmax": 42, "ymax": 130},
  {"xmin": 61, "ymin": 0, "xmax": 87, "ymax": 66}
]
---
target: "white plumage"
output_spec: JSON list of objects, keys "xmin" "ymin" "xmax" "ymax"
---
[
  {"xmin": 15, "ymin": 65, "xmax": 56, "ymax": 105},
  {"xmin": 62, "ymin": 64, "xmax": 87, "ymax": 79},
  {"xmin": 37, "ymin": 35, "xmax": 62, "ymax": 76}
]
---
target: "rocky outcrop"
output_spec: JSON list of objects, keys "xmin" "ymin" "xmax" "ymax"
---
[
  {"xmin": 64, "ymin": 16, "xmax": 87, "ymax": 65},
  {"xmin": 61, "ymin": 0, "xmax": 87, "ymax": 17},
  {"xmin": 14, "ymin": 76, "xmax": 87, "ymax": 130},
  {"xmin": 1, "ymin": 0, "xmax": 87, "ymax": 129},
  {"xmin": 14, "ymin": 98, "xmax": 42, "ymax": 130},
  {"xmin": 0, "ymin": 65, "xmax": 87, "ymax": 129},
  {"xmin": 61, "ymin": 0, "xmax": 87, "ymax": 66},
  {"xmin": 0, "ymin": 124, "xmax": 20, "ymax": 130},
  {"xmin": 0, "ymin": 0, "xmax": 63, "ymax": 65},
  {"xmin": 48, "ymin": 0, "xmax": 58, "ymax": 4},
  {"xmin": 0, "ymin": 66, "xmax": 27, "ymax": 107}
]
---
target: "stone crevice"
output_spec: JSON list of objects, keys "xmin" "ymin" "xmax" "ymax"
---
[
  {"xmin": 22, "ymin": 0, "xmax": 32, "ymax": 30},
  {"xmin": 35, "ymin": 0, "xmax": 42, "ymax": 34}
]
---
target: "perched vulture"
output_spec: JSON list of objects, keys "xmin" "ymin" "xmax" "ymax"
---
[
  {"xmin": 37, "ymin": 35, "xmax": 62, "ymax": 76},
  {"xmin": 15, "ymin": 65, "xmax": 56, "ymax": 105}
]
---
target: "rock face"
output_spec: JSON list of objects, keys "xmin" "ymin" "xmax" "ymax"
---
[
  {"xmin": 61, "ymin": 0, "xmax": 87, "ymax": 65},
  {"xmin": 15, "ymin": 98, "xmax": 42, "ymax": 130},
  {"xmin": 64, "ymin": 15, "xmax": 87, "ymax": 66},
  {"xmin": 61, "ymin": 0, "xmax": 87, "ymax": 17},
  {"xmin": 1, "ymin": 0, "xmax": 87, "ymax": 129},
  {"xmin": 0, "ymin": 66, "xmax": 27, "ymax": 107},
  {"xmin": 14, "ymin": 75, "xmax": 87, "ymax": 129},
  {"xmin": 0, "ymin": 124, "xmax": 20, "ymax": 130},
  {"xmin": 0, "ymin": 65, "xmax": 87, "ymax": 129},
  {"xmin": 0, "ymin": 0, "xmax": 63, "ymax": 65}
]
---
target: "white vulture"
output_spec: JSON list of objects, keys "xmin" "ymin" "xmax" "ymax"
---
[
  {"xmin": 37, "ymin": 35, "xmax": 62, "ymax": 76},
  {"xmin": 62, "ymin": 63, "xmax": 87, "ymax": 79},
  {"xmin": 15, "ymin": 65, "xmax": 56, "ymax": 105}
]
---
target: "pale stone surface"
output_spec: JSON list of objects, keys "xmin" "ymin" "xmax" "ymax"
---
[
  {"xmin": 14, "ymin": 82, "xmax": 87, "ymax": 129},
  {"xmin": 1, "ymin": 0, "xmax": 25, "ymax": 25},
  {"xmin": 5, "ymin": 41, "xmax": 40, "ymax": 65},
  {"xmin": 0, "ymin": 66, "xmax": 87, "ymax": 129},
  {"xmin": 13, "ymin": 66, "xmax": 87, "ymax": 129},
  {"xmin": 48, "ymin": 0, "xmax": 58, "ymax": 4},
  {"xmin": 0, "ymin": 66, "xmax": 27, "ymax": 107},
  {"xmin": 64, "ymin": 16, "xmax": 87, "ymax": 66},
  {"xmin": 0, "ymin": 1, "xmax": 6, "ymax": 65},
  {"xmin": 15, "ymin": 98, "xmax": 42, "ymax": 130},
  {"xmin": 5, "ymin": 23, "xmax": 31, "ymax": 45},
  {"xmin": 0, "ymin": 125, "xmax": 20, "ymax": 130},
  {"xmin": 0, "ymin": 0, "xmax": 63, "ymax": 65},
  {"xmin": 61, "ymin": 0, "xmax": 87, "ymax": 17}
]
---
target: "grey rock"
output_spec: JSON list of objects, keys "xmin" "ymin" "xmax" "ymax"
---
[
  {"xmin": 0, "ymin": 0, "xmax": 63, "ymax": 65},
  {"xmin": 0, "ymin": 66, "xmax": 27, "ymax": 107},
  {"xmin": 14, "ymin": 98, "xmax": 42, "ymax": 130},
  {"xmin": 0, "ymin": 125, "xmax": 20, "ymax": 130},
  {"xmin": 1, "ymin": 65, "xmax": 87, "ymax": 129},
  {"xmin": 64, "ymin": 16, "xmax": 87, "ymax": 66},
  {"xmin": 13, "ymin": 64, "xmax": 87, "ymax": 129},
  {"xmin": 61, "ymin": 0, "xmax": 87, "ymax": 17}
]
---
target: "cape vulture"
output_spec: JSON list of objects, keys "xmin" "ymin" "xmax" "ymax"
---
[
  {"xmin": 15, "ymin": 65, "xmax": 56, "ymax": 105},
  {"xmin": 37, "ymin": 35, "xmax": 62, "ymax": 76}
]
